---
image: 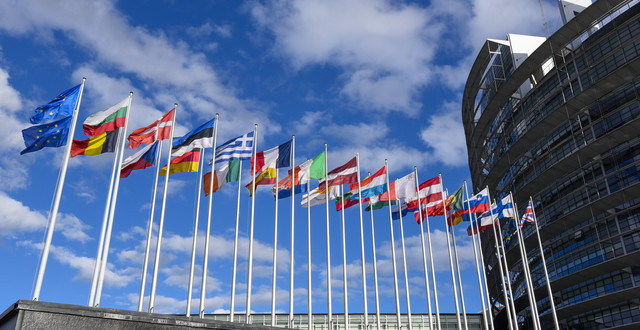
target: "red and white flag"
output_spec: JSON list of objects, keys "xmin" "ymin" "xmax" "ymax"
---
[
  {"xmin": 379, "ymin": 172, "xmax": 417, "ymax": 202},
  {"xmin": 319, "ymin": 157, "xmax": 357, "ymax": 187},
  {"xmin": 128, "ymin": 108, "xmax": 175, "ymax": 149},
  {"xmin": 406, "ymin": 176, "xmax": 443, "ymax": 209}
]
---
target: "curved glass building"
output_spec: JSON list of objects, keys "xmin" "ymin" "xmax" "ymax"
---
[{"xmin": 463, "ymin": 0, "xmax": 640, "ymax": 328}]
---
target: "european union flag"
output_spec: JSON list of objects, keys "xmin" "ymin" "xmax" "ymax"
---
[
  {"xmin": 21, "ymin": 116, "xmax": 72, "ymax": 155},
  {"xmin": 30, "ymin": 84, "xmax": 81, "ymax": 124}
]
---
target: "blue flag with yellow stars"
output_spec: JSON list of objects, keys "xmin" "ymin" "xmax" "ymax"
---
[
  {"xmin": 21, "ymin": 116, "xmax": 72, "ymax": 155},
  {"xmin": 30, "ymin": 84, "xmax": 81, "ymax": 124}
]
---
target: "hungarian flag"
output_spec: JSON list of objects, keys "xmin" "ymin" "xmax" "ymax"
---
[
  {"xmin": 128, "ymin": 108, "xmax": 175, "ymax": 149},
  {"xmin": 203, "ymin": 159, "xmax": 240, "ymax": 196},
  {"xmin": 250, "ymin": 139, "xmax": 292, "ymax": 175},
  {"xmin": 366, "ymin": 195, "xmax": 397, "ymax": 211},
  {"xmin": 379, "ymin": 172, "xmax": 417, "ymax": 202},
  {"xmin": 171, "ymin": 117, "xmax": 215, "ymax": 157},
  {"xmin": 83, "ymin": 97, "xmax": 128, "ymax": 136},
  {"xmin": 160, "ymin": 149, "xmax": 200, "ymax": 176},
  {"xmin": 70, "ymin": 129, "xmax": 119, "ymax": 158},
  {"xmin": 319, "ymin": 157, "xmax": 357, "ymax": 187},
  {"xmin": 120, "ymin": 142, "xmax": 159, "ymax": 178}
]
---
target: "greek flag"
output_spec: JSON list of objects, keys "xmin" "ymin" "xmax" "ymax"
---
[{"xmin": 214, "ymin": 131, "xmax": 254, "ymax": 162}]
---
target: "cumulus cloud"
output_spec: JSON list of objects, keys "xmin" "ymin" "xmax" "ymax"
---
[{"xmin": 420, "ymin": 101, "xmax": 468, "ymax": 167}]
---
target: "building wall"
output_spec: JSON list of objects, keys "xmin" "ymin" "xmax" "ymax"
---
[{"xmin": 462, "ymin": 0, "xmax": 640, "ymax": 329}]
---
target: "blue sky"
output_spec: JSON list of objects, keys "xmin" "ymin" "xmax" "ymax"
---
[{"xmin": 0, "ymin": 0, "xmax": 562, "ymax": 317}]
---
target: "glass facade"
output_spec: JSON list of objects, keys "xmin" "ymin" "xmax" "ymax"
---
[{"xmin": 463, "ymin": 1, "xmax": 640, "ymax": 329}]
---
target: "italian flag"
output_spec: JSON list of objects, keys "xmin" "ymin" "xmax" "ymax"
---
[{"xmin": 83, "ymin": 97, "xmax": 129, "ymax": 136}]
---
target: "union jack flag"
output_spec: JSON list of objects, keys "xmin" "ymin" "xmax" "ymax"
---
[{"xmin": 521, "ymin": 200, "xmax": 536, "ymax": 227}]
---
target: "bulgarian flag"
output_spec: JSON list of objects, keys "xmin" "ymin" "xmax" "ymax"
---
[
  {"xmin": 70, "ymin": 129, "xmax": 119, "ymax": 158},
  {"xmin": 203, "ymin": 159, "xmax": 240, "ymax": 196},
  {"xmin": 83, "ymin": 97, "xmax": 129, "ymax": 136}
]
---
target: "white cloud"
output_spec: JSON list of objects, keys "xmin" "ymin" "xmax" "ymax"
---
[
  {"xmin": 420, "ymin": 101, "xmax": 468, "ymax": 167},
  {"xmin": 0, "ymin": 191, "xmax": 47, "ymax": 235},
  {"xmin": 250, "ymin": 0, "xmax": 438, "ymax": 115}
]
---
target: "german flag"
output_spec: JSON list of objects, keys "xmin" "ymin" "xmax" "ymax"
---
[
  {"xmin": 70, "ymin": 129, "xmax": 119, "ymax": 158},
  {"xmin": 159, "ymin": 149, "xmax": 200, "ymax": 176}
]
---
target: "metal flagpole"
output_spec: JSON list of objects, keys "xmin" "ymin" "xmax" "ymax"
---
[
  {"xmin": 450, "ymin": 216, "xmax": 469, "ymax": 330},
  {"xmin": 138, "ymin": 140, "xmax": 163, "ymax": 312},
  {"xmin": 439, "ymin": 175, "xmax": 462, "ymax": 330},
  {"xmin": 355, "ymin": 154, "xmax": 368, "ymax": 329},
  {"xmin": 323, "ymin": 143, "xmax": 333, "ymax": 328},
  {"xmin": 463, "ymin": 182, "xmax": 490, "ymax": 330},
  {"xmin": 495, "ymin": 214, "xmax": 523, "ymax": 329},
  {"xmin": 414, "ymin": 168, "xmax": 433, "ymax": 330},
  {"xmin": 229, "ymin": 159, "xmax": 243, "ymax": 322},
  {"xmin": 340, "ymin": 185, "xmax": 349, "ymax": 330},
  {"xmin": 384, "ymin": 160, "xmax": 402, "ymax": 330},
  {"xmin": 529, "ymin": 196, "xmax": 560, "ymax": 330},
  {"xmin": 271, "ymin": 169, "xmax": 279, "ymax": 327},
  {"xmin": 95, "ymin": 92, "xmax": 134, "ymax": 307},
  {"xmin": 510, "ymin": 197, "xmax": 540, "ymax": 330},
  {"xmin": 289, "ymin": 135, "xmax": 295, "ymax": 328},
  {"xmin": 33, "ymin": 78, "xmax": 86, "ymax": 301},
  {"xmin": 306, "ymin": 178, "xmax": 312, "ymax": 330},
  {"xmin": 425, "ymin": 187, "xmax": 441, "ymax": 330},
  {"xmin": 89, "ymin": 116, "xmax": 120, "ymax": 305},
  {"xmin": 396, "ymin": 197, "xmax": 413, "ymax": 330},
  {"xmin": 148, "ymin": 103, "xmax": 178, "ymax": 313},
  {"xmin": 366, "ymin": 171, "xmax": 382, "ymax": 330},
  {"xmin": 186, "ymin": 147, "xmax": 205, "ymax": 316},
  {"xmin": 472, "ymin": 211, "xmax": 495, "ymax": 330},
  {"xmin": 199, "ymin": 113, "xmax": 220, "ymax": 318},
  {"xmin": 245, "ymin": 124, "xmax": 258, "ymax": 324},
  {"xmin": 488, "ymin": 208, "xmax": 515, "ymax": 330}
]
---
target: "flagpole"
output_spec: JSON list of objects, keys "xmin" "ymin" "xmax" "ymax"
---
[
  {"xmin": 471, "ymin": 211, "xmax": 495, "ymax": 330},
  {"xmin": 355, "ymin": 154, "xmax": 368, "ymax": 329},
  {"xmin": 488, "ymin": 205, "xmax": 515, "ymax": 330},
  {"xmin": 510, "ymin": 198, "xmax": 540, "ymax": 329},
  {"xmin": 439, "ymin": 175, "xmax": 462, "ymax": 330},
  {"xmin": 306, "ymin": 178, "xmax": 312, "ymax": 330},
  {"xmin": 414, "ymin": 168, "xmax": 433, "ymax": 330},
  {"xmin": 385, "ymin": 160, "xmax": 401, "ymax": 330},
  {"xmin": 494, "ymin": 211, "xmax": 522, "ymax": 329},
  {"xmin": 339, "ymin": 184, "xmax": 349, "ymax": 330},
  {"xmin": 270, "ymin": 168, "xmax": 279, "ymax": 327},
  {"xmin": 138, "ymin": 140, "xmax": 163, "ymax": 312},
  {"xmin": 199, "ymin": 113, "xmax": 219, "ymax": 318},
  {"xmin": 323, "ymin": 143, "xmax": 333, "ymax": 328},
  {"xmin": 245, "ymin": 124, "xmax": 258, "ymax": 324},
  {"xmin": 425, "ymin": 186, "xmax": 441, "ymax": 330},
  {"xmin": 289, "ymin": 135, "xmax": 295, "ymax": 328},
  {"xmin": 186, "ymin": 147, "xmax": 205, "ymax": 316},
  {"xmin": 149, "ymin": 103, "xmax": 177, "ymax": 313},
  {"xmin": 88, "ymin": 104, "xmax": 120, "ymax": 306},
  {"xmin": 95, "ymin": 92, "xmax": 134, "ymax": 307},
  {"xmin": 396, "ymin": 197, "xmax": 412, "ymax": 330},
  {"xmin": 33, "ymin": 78, "xmax": 86, "ymax": 301},
  {"xmin": 229, "ymin": 159, "xmax": 243, "ymax": 322},
  {"xmin": 367, "ymin": 171, "xmax": 381, "ymax": 330},
  {"xmin": 450, "ymin": 215, "xmax": 469, "ymax": 330},
  {"xmin": 529, "ymin": 196, "xmax": 559, "ymax": 330},
  {"xmin": 463, "ymin": 181, "xmax": 490, "ymax": 330}
]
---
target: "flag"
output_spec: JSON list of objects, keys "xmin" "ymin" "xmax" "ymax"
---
[
  {"xmin": 20, "ymin": 116, "xmax": 72, "ymax": 155},
  {"xmin": 246, "ymin": 159, "xmax": 278, "ymax": 196},
  {"xmin": 120, "ymin": 142, "xmax": 159, "ymax": 178},
  {"xmin": 413, "ymin": 200, "xmax": 446, "ymax": 223},
  {"xmin": 215, "ymin": 131, "xmax": 254, "ymax": 161},
  {"xmin": 494, "ymin": 195, "xmax": 515, "ymax": 219},
  {"xmin": 30, "ymin": 84, "xmax": 81, "ymax": 124},
  {"xmin": 366, "ymin": 195, "xmax": 397, "ymax": 211},
  {"xmin": 521, "ymin": 200, "xmax": 536, "ymax": 227},
  {"xmin": 379, "ymin": 172, "xmax": 417, "ymax": 202},
  {"xmin": 406, "ymin": 176, "xmax": 443, "ymax": 209},
  {"xmin": 70, "ymin": 129, "xmax": 119, "ymax": 158},
  {"xmin": 83, "ymin": 97, "xmax": 129, "ymax": 136},
  {"xmin": 301, "ymin": 185, "xmax": 340, "ymax": 208},
  {"xmin": 467, "ymin": 187, "xmax": 490, "ymax": 213},
  {"xmin": 318, "ymin": 157, "xmax": 357, "ymax": 187},
  {"xmin": 447, "ymin": 186, "xmax": 465, "ymax": 211},
  {"xmin": 203, "ymin": 159, "xmax": 240, "ymax": 196},
  {"xmin": 128, "ymin": 108, "xmax": 175, "ymax": 148},
  {"xmin": 171, "ymin": 117, "xmax": 216, "ymax": 157},
  {"xmin": 159, "ymin": 149, "xmax": 200, "ymax": 176},
  {"xmin": 251, "ymin": 140, "xmax": 292, "ymax": 175},
  {"xmin": 273, "ymin": 152, "xmax": 325, "ymax": 199},
  {"xmin": 391, "ymin": 203, "xmax": 408, "ymax": 220},
  {"xmin": 335, "ymin": 191, "xmax": 361, "ymax": 211},
  {"xmin": 349, "ymin": 166, "xmax": 386, "ymax": 199},
  {"xmin": 467, "ymin": 211, "xmax": 497, "ymax": 236}
]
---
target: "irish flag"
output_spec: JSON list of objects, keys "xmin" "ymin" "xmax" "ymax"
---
[
  {"xmin": 203, "ymin": 159, "xmax": 240, "ymax": 196},
  {"xmin": 83, "ymin": 97, "xmax": 129, "ymax": 136}
]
